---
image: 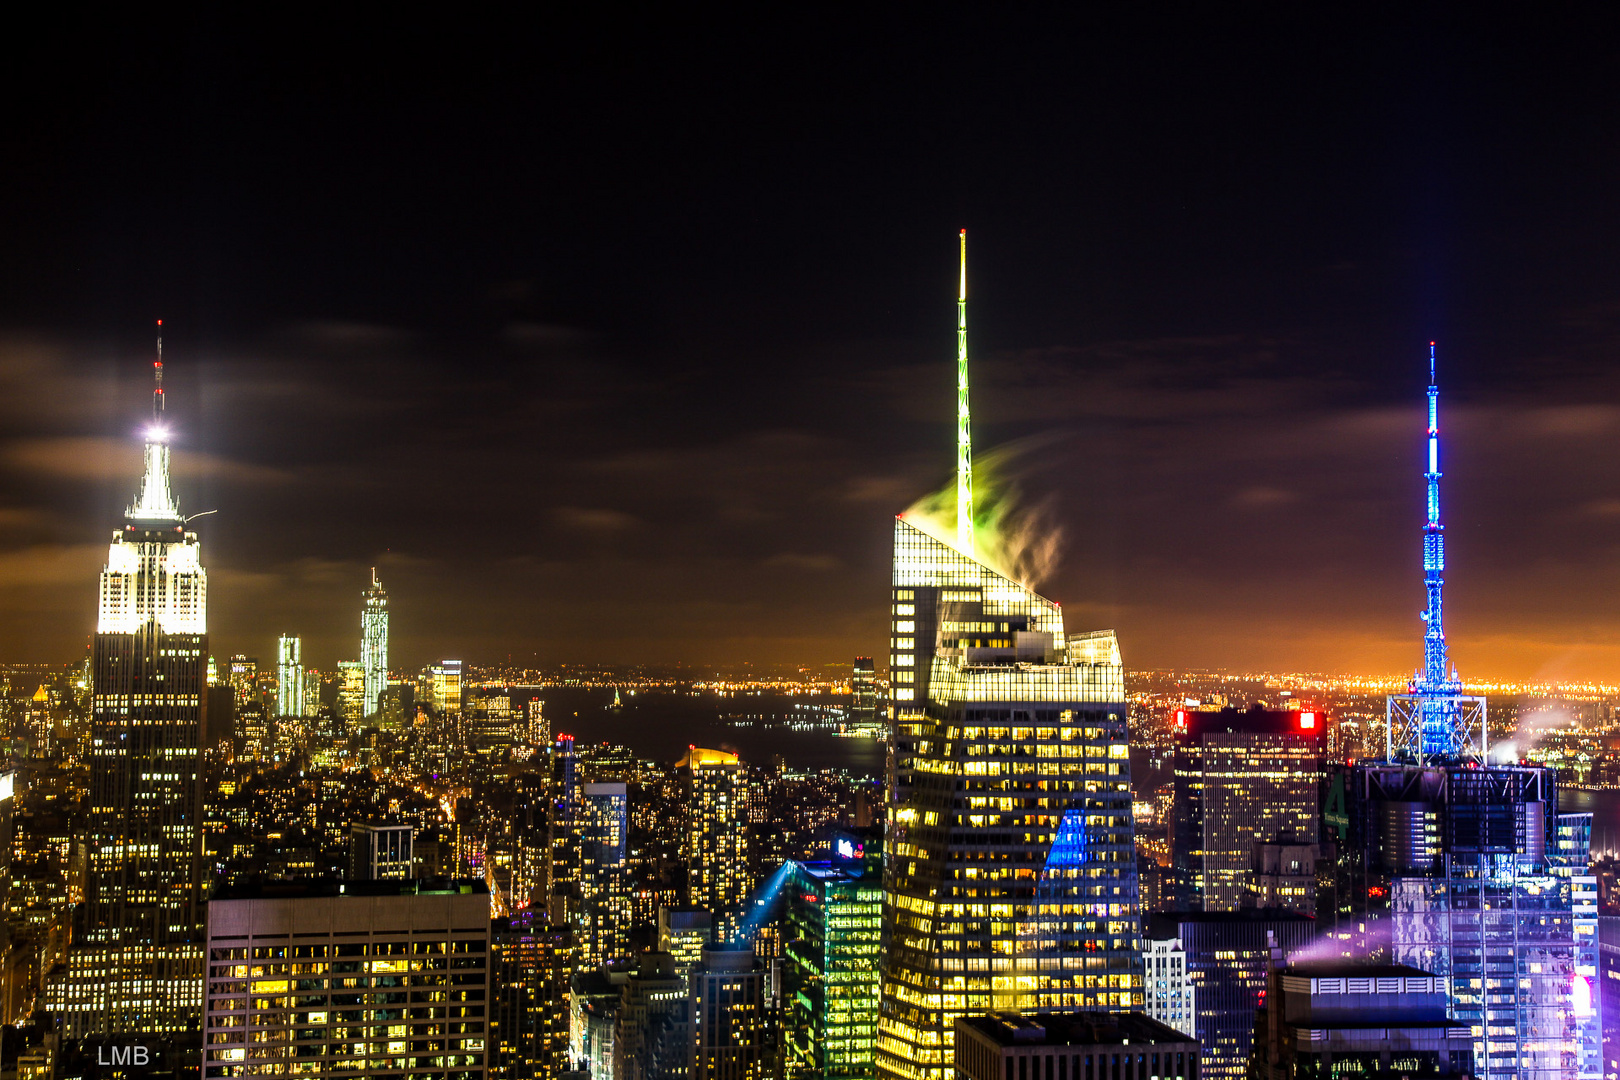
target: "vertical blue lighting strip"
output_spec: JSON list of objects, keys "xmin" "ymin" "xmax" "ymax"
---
[{"xmin": 1418, "ymin": 342, "xmax": 1453, "ymax": 757}]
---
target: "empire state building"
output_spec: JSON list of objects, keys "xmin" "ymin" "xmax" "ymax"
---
[{"xmin": 49, "ymin": 348, "xmax": 208, "ymax": 1036}]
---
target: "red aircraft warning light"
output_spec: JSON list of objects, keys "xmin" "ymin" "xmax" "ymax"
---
[{"xmin": 1299, "ymin": 711, "xmax": 1318, "ymax": 730}]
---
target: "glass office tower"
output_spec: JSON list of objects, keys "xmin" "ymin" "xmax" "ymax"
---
[
  {"xmin": 360, "ymin": 571, "xmax": 388, "ymax": 718},
  {"xmin": 1330, "ymin": 763, "xmax": 1595, "ymax": 1080},
  {"xmin": 275, "ymin": 634, "xmax": 302, "ymax": 718},
  {"xmin": 876, "ymin": 517, "xmax": 1141, "ymax": 1080},
  {"xmin": 784, "ymin": 833, "xmax": 883, "ymax": 1079}
]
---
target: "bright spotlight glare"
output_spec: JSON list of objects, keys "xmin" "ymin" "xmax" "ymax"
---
[{"xmin": 145, "ymin": 425, "xmax": 170, "ymax": 442}]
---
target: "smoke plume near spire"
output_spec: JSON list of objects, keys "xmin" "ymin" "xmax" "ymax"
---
[{"xmin": 903, "ymin": 437, "xmax": 1063, "ymax": 589}]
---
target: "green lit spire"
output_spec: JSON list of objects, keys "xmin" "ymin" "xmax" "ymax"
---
[{"xmin": 956, "ymin": 228, "xmax": 973, "ymax": 554}]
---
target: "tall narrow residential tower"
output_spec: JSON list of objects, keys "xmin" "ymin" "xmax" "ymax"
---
[
  {"xmin": 361, "ymin": 570, "xmax": 389, "ymax": 717},
  {"xmin": 679, "ymin": 747, "xmax": 751, "ymax": 942},
  {"xmin": 877, "ymin": 235, "xmax": 1142, "ymax": 1080},
  {"xmin": 51, "ymin": 330, "xmax": 207, "ymax": 1035}
]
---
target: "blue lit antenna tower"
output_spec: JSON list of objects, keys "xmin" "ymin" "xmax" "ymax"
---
[{"xmin": 1386, "ymin": 343, "xmax": 1485, "ymax": 764}]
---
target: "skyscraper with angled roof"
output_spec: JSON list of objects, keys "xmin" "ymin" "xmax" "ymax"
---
[{"xmin": 875, "ymin": 234, "xmax": 1142, "ymax": 1080}]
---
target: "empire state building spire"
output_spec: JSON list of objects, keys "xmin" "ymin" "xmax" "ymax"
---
[{"xmin": 128, "ymin": 321, "xmax": 181, "ymax": 523}]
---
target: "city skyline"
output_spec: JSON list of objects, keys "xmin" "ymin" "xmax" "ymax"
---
[
  {"xmin": 5, "ymin": 16, "xmax": 1620, "ymax": 679},
  {"xmin": 3, "ymin": 14, "xmax": 1618, "ymax": 1080},
  {"xmin": 6, "ymin": 325, "xmax": 1620, "ymax": 684}
]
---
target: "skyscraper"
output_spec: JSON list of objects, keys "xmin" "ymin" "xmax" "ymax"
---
[
  {"xmin": 337, "ymin": 660, "xmax": 365, "ymax": 727},
  {"xmin": 613, "ymin": 952, "xmax": 690, "ymax": 1080},
  {"xmin": 1327, "ymin": 346, "xmax": 1596, "ymax": 1080},
  {"xmin": 689, "ymin": 946, "xmax": 774, "ymax": 1080},
  {"xmin": 51, "ymin": 342, "xmax": 207, "ymax": 1036},
  {"xmin": 783, "ymin": 833, "xmax": 883, "ymax": 1079},
  {"xmin": 275, "ymin": 634, "xmax": 302, "ymax": 717},
  {"xmin": 301, "ymin": 667, "xmax": 322, "ymax": 718},
  {"xmin": 1145, "ymin": 910, "xmax": 1316, "ymax": 1080},
  {"xmin": 468, "ymin": 688, "xmax": 518, "ymax": 759},
  {"xmin": 877, "ymin": 233, "xmax": 1142, "ymax": 1080},
  {"xmin": 424, "ymin": 659, "xmax": 464, "ymax": 716},
  {"xmin": 361, "ymin": 570, "xmax": 388, "ymax": 718},
  {"xmin": 851, "ymin": 656, "xmax": 878, "ymax": 733},
  {"xmin": 1600, "ymin": 916, "xmax": 1619, "ymax": 1080},
  {"xmin": 490, "ymin": 909, "xmax": 574, "ymax": 1080},
  {"xmin": 526, "ymin": 698, "xmax": 548, "ymax": 747},
  {"xmin": 1141, "ymin": 936, "xmax": 1195, "ymax": 1039},
  {"xmin": 578, "ymin": 781, "xmax": 632, "ymax": 967},
  {"xmin": 227, "ymin": 654, "xmax": 258, "ymax": 709},
  {"xmin": 680, "ymin": 748, "xmax": 751, "ymax": 943},
  {"xmin": 1169, "ymin": 705, "xmax": 1322, "ymax": 911}
]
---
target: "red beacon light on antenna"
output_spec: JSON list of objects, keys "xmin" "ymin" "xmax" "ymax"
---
[
  {"xmin": 1299, "ymin": 711, "xmax": 1318, "ymax": 730},
  {"xmin": 1174, "ymin": 710, "xmax": 1188, "ymax": 729}
]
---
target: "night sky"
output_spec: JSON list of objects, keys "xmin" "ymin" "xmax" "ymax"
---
[{"xmin": 4, "ymin": 10, "xmax": 1620, "ymax": 680}]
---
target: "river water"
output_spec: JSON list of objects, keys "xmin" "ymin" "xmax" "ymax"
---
[{"xmin": 530, "ymin": 687, "xmax": 885, "ymax": 776}]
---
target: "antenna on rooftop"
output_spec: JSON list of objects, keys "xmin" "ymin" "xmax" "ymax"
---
[{"xmin": 956, "ymin": 230, "xmax": 973, "ymax": 554}]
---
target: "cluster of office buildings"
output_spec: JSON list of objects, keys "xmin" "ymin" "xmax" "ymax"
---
[{"xmin": 0, "ymin": 248, "xmax": 1614, "ymax": 1080}]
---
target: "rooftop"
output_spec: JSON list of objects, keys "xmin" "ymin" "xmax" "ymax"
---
[
  {"xmin": 1281, "ymin": 961, "xmax": 1433, "ymax": 979},
  {"xmin": 1149, "ymin": 908, "xmax": 1315, "ymax": 926},
  {"xmin": 212, "ymin": 877, "xmax": 488, "ymax": 902},
  {"xmin": 959, "ymin": 1012, "xmax": 1195, "ymax": 1049},
  {"xmin": 677, "ymin": 747, "xmax": 740, "ymax": 768}
]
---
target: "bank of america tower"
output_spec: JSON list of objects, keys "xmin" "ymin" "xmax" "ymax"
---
[
  {"xmin": 50, "ymin": 339, "xmax": 208, "ymax": 1035},
  {"xmin": 877, "ymin": 234, "xmax": 1142, "ymax": 1080}
]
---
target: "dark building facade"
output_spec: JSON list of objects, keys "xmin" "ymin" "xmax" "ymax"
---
[
  {"xmin": 1250, "ymin": 961, "xmax": 1475, "ymax": 1080},
  {"xmin": 203, "ymin": 879, "xmax": 492, "ymax": 1078},
  {"xmin": 1147, "ymin": 910, "xmax": 1317, "ymax": 1080},
  {"xmin": 1170, "ymin": 706, "xmax": 1322, "ymax": 912},
  {"xmin": 490, "ymin": 909, "xmax": 574, "ymax": 1079},
  {"xmin": 690, "ymin": 946, "xmax": 772, "ymax": 1080},
  {"xmin": 953, "ymin": 1012, "xmax": 1197, "ymax": 1080}
]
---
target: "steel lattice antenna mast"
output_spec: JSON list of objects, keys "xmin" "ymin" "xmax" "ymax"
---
[
  {"xmin": 956, "ymin": 229, "xmax": 973, "ymax": 554},
  {"xmin": 1387, "ymin": 341, "xmax": 1484, "ymax": 764},
  {"xmin": 154, "ymin": 319, "xmax": 165, "ymax": 423},
  {"xmin": 1420, "ymin": 341, "xmax": 1449, "ymax": 694}
]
